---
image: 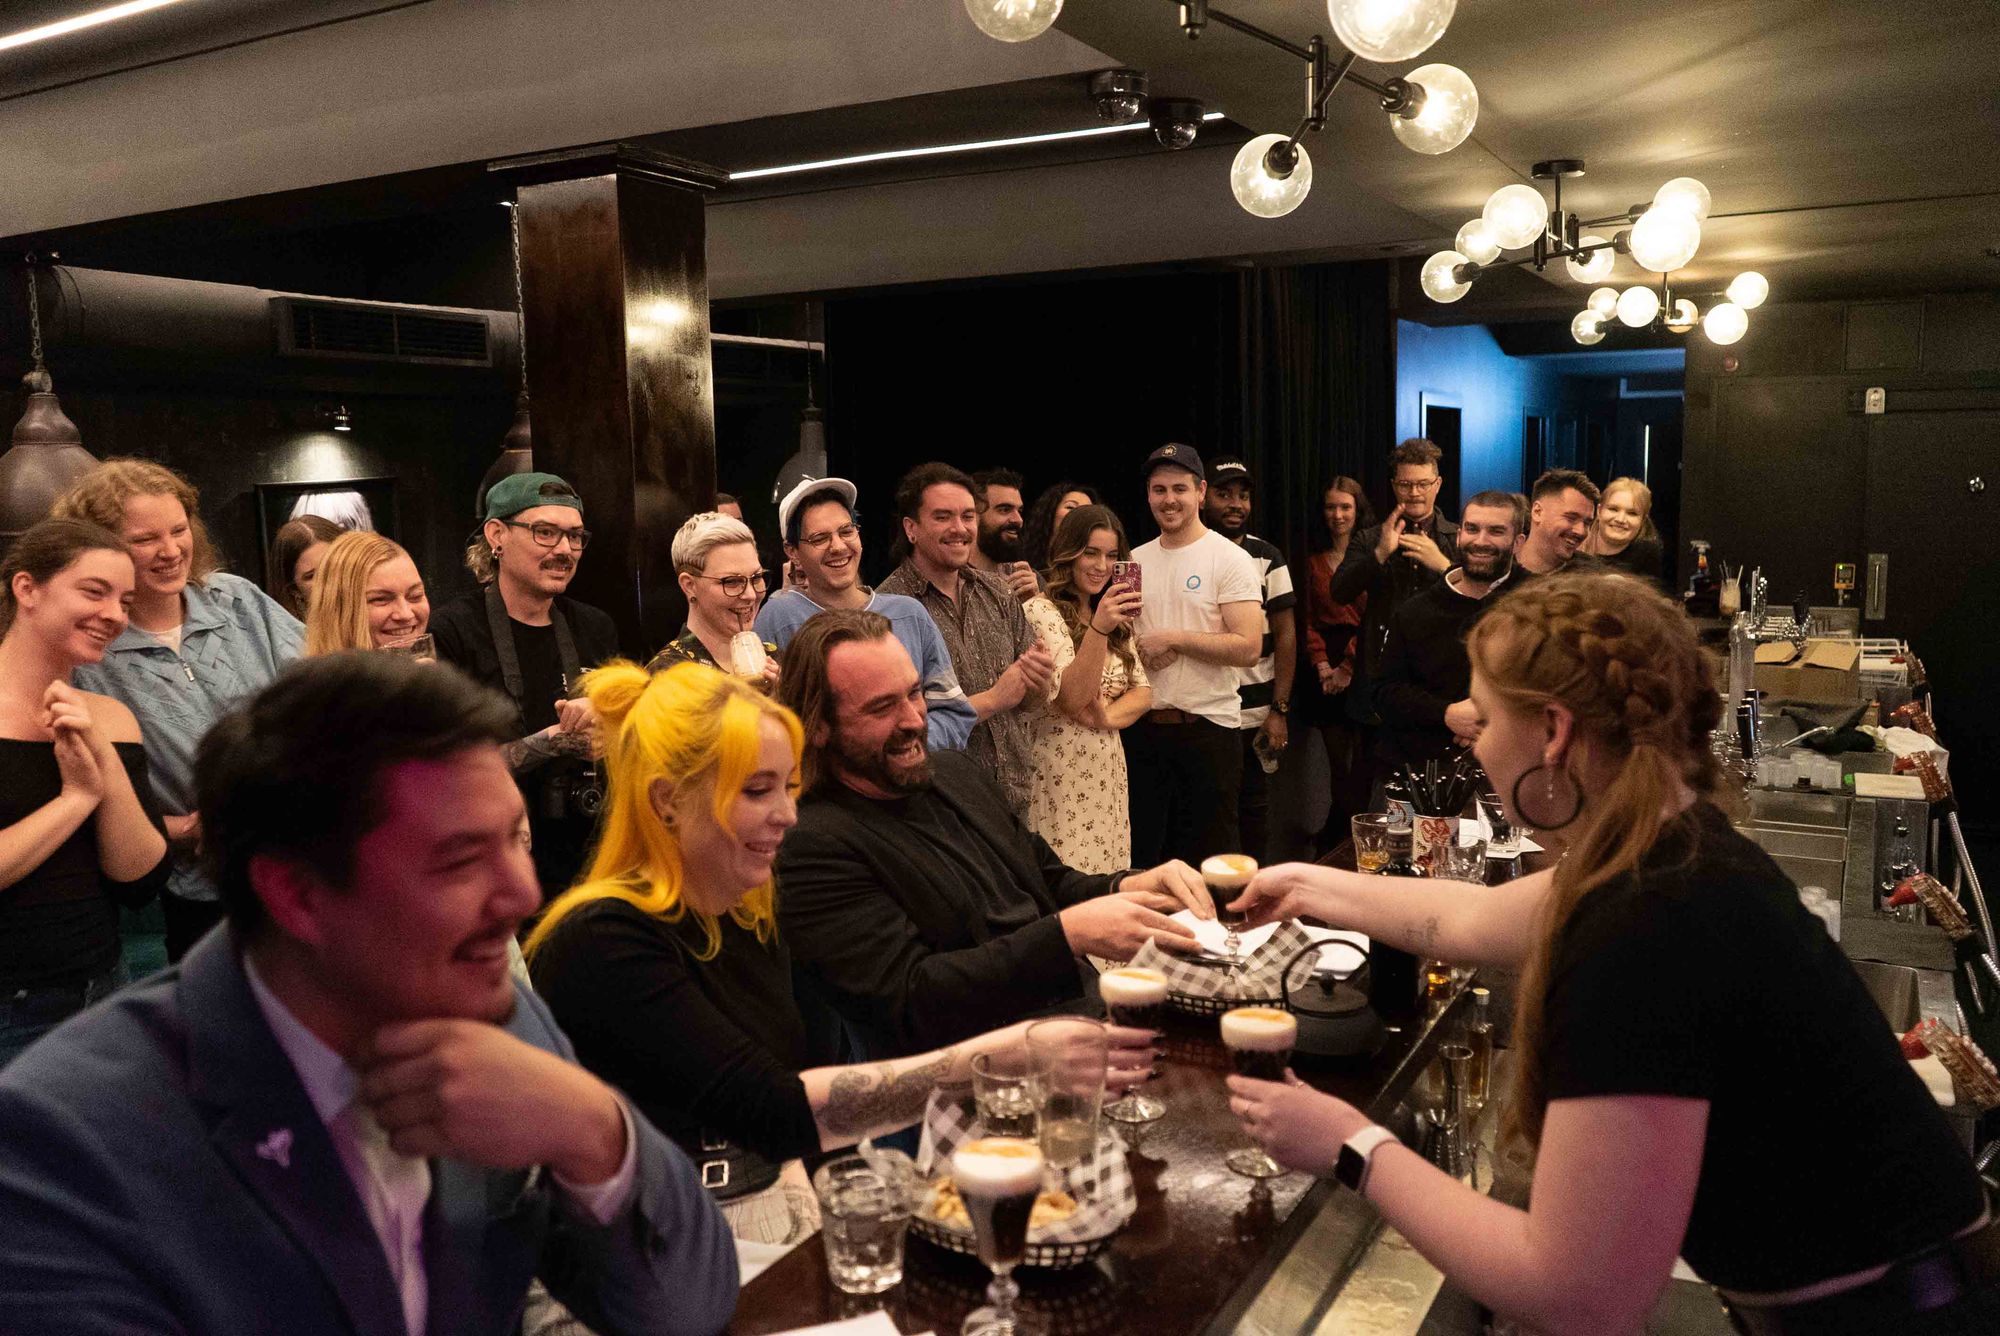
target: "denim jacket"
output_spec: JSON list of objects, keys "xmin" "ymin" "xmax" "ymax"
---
[{"xmin": 73, "ymin": 573, "xmax": 304, "ymax": 901}]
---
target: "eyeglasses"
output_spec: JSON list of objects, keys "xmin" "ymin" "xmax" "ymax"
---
[
  {"xmin": 697, "ymin": 570, "xmax": 769, "ymax": 597},
  {"xmin": 503, "ymin": 519, "xmax": 591, "ymax": 550},
  {"xmin": 799, "ymin": 523, "xmax": 859, "ymax": 552},
  {"xmin": 1391, "ymin": 477, "xmax": 1440, "ymax": 495}
]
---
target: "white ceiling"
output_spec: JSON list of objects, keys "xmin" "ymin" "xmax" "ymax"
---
[{"xmin": 2, "ymin": 0, "xmax": 1997, "ymax": 313}]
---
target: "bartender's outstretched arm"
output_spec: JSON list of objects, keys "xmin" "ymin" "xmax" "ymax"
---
[{"xmin": 1230, "ymin": 863, "xmax": 1552, "ymax": 969}]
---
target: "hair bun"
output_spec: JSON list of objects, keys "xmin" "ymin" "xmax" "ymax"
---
[{"xmin": 579, "ymin": 660, "xmax": 652, "ymax": 732}]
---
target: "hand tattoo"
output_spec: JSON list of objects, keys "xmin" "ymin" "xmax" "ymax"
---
[{"xmin": 820, "ymin": 1048, "xmax": 958, "ymax": 1139}]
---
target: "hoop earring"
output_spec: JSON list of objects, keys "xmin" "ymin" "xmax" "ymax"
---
[{"xmin": 1511, "ymin": 762, "xmax": 1584, "ymax": 831}]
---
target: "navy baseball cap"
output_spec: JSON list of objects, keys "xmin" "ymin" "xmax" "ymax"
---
[
  {"xmin": 1143, "ymin": 442, "xmax": 1204, "ymax": 482},
  {"xmin": 1208, "ymin": 456, "xmax": 1252, "ymax": 486}
]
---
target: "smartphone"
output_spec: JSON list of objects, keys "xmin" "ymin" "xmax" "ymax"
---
[{"xmin": 1111, "ymin": 560, "xmax": 1142, "ymax": 595}]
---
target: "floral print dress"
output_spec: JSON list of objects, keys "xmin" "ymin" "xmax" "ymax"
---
[{"xmin": 1022, "ymin": 596, "xmax": 1148, "ymax": 874}]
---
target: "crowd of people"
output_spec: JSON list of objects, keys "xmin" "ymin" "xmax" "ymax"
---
[{"xmin": 1, "ymin": 438, "xmax": 1991, "ymax": 1336}]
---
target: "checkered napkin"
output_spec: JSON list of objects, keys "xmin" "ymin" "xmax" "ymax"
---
[
  {"xmin": 913, "ymin": 1084, "xmax": 1136, "ymax": 1244},
  {"xmin": 1127, "ymin": 920, "xmax": 1319, "ymax": 1007}
]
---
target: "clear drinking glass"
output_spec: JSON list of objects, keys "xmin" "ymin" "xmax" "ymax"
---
[
  {"xmin": 1098, "ymin": 967, "xmax": 1168, "ymax": 1124},
  {"xmin": 1202, "ymin": 853, "xmax": 1258, "ymax": 989},
  {"xmin": 813, "ymin": 1153, "xmax": 914, "ymax": 1294},
  {"xmin": 1440, "ymin": 835, "xmax": 1488, "ymax": 884},
  {"xmin": 1220, "ymin": 1006, "xmax": 1296, "ymax": 1179},
  {"xmin": 379, "ymin": 632, "xmax": 436, "ymax": 663},
  {"xmin": 1025, "ymin": 1018, "xmax": 1107, "ymax": 1172},
  {"xmin": 954, "ymin": 1137, "xmax": 1047, "ymax": 1336},
  {"xmin": 971, "ymin": 1050, "xmax": 1040, "ymax": 1140},
  {"xmin": 1351, "ymin": 814, "xmax": 1393, "ymax": 873}
]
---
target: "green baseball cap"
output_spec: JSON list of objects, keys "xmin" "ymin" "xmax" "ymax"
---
[{"xmin": 483, "ymin": 472, "xmax": 582, "ymax": 522}]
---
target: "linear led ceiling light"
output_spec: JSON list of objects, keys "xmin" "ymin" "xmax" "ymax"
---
[
  {"xmin": 965, "ymin": 0, "xmax": 1479, "ymax": 218},
  {"xmin": 729, "ymin": 112, "xmax": 1225, "ymax": 182},
  {"xmin": 0, "ymin": 0, "xmax": 192, "ymax": 55}
]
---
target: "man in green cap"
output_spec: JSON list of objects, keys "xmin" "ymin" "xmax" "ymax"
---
[{"xmin": 431, "ymin": 472, "xmax": 620, "ymax": 897}]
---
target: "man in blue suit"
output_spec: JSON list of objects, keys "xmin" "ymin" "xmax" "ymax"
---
[{"xmin": 0, "ymin": 652, "xmax": 737, "ymax": 1335}]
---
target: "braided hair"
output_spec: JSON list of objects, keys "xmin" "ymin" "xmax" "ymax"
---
[{"xmin": 1466, "ymin": 571, "xmax": 1723, "ymax": 1145}]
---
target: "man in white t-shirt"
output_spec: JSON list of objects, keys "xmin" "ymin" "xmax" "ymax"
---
[{"xmin": 1127, "ymin": 443, "xmax": 1263, "ymax": 867}]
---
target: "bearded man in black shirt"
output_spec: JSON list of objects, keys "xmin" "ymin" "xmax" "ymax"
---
[
  {"xmin": 773, "ymin": 608, "xmax": 1210, "ymax": 1058},
  {"xmin": 1374, "ymin": 492, "xmax": 1520, "ymax": 767}
]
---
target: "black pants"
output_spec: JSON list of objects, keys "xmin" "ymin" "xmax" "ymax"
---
[
  {"xmin": 1125, "ymin": 716, "xmax": 1243, "ymax": 868},
  {"xmin": 162, "ymin": 894, "xmax": 227, "ymax": 963},
  {"xmin": 1238, "ymin": 728, "xmax": 1271, "ymax": 865}
]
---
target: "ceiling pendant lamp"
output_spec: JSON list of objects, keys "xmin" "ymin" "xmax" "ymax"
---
[
  {"xmin": 1, "ymin": 257, "xmax": 97, "ymax": 542},
  {"xmin": 963, "ymin": 0, "xmax": 1063, "ymax": 42},
  {"xmin": 1703, "ymin": 301, "xmax": 1749, "ymax": 345},
  {"xmin": 1327, "ymin": 0, "xmax": 1457, "ymax": 61},
  {"xmin": 1229, "ymin": 134, "xmax": 1313, "ymax": 218},
  {"xmin": 1726, "ymin": 271, "xmax": 1769, "ymax": 309}
]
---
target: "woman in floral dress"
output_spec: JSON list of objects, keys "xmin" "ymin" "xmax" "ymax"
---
[{"xmin": 1022, "ymin": 505, "xmax": 1150, "ymax": 873}]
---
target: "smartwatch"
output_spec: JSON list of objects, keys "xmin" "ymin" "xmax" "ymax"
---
[{"xmin": 1334, "ymin": 1125, "xmax": 1399, "ymax": 1196}]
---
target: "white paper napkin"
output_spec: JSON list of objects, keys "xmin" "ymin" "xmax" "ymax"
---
[{"xmin": 1169, "ymin": 912, "xmax": 1371, "ymax": 977}]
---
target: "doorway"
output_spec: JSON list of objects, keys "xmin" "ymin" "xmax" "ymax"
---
[{"xmin": 1420, "ymin": 394, "xmax": 1463, "ymax": 518}]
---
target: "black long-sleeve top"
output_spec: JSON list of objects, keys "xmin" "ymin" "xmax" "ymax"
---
[
  {"xmin": 775, "ymin": 751, "xmax": 1117, "ymax": 1058},
  {"xmin": 528, "ymin": 897, "xmax": 827, "ymax": 1171},
  {"xmin": 1373, "ymin": 576, "xmax": 1498, "ymax": 767},
  {"xmin": 0, "ymin": 740, "xmax": 168, "ymax": 989},
  {"xmin": 1324, "ymin": 513, "xmax": 1460, "ymax": 717}
]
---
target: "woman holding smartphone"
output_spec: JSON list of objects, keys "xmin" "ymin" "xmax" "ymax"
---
[
  {"xmin": 1020, "ymin": 505, "xmax": 1150, "ymax": 873},
  {"xmin": 1225, "ymin": 571, "xmax": 1993, "ymax": 1334}
]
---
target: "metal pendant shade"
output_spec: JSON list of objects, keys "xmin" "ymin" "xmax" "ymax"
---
[
  {"xmin": 3, "ymin": 257, "xmax": 98, "ymax": 541},
  {"xmin": 476, "ymin": 389, "xmax": 534, "ymax": 520}
]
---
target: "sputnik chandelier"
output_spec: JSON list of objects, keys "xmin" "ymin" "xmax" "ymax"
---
[
  {"xmin": 964, "ymin": 0, "xmax": 1481, "ymax": 218},
  {"xmin": 1421, "ymin": 159, "xmax": 1770, "ymax": 344}
]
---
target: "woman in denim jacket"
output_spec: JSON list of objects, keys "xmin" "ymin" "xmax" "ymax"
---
[{"xmin": 56, "ymin": 461, "xmax": 302, "ymax": 960}]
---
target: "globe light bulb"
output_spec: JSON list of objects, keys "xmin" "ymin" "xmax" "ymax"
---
[
  {"xmin": 1328, "ymin": 0, "xmax": 1456, "ymax": 62},
  {"xmin": 1420, "ymin": 250, "xmax": 1473, "ymax": 303},
  {"xmin": 1455, "ymin": 219, "xmax": 1500, "ymax": 266},
  {"xmin": 1665, "ymin": 298, "xmax": 1700, "ymax": 333},
  {"xmin": 1652, "ymin": 176, "xmax": 1711, "ymax": 223},
  {"xmin": 1727, "ymin": 271, "xmax": 1769, "ymax": 310},
  {"xmin": 1628, "ymin": 207, "xmax": 1701, "ymax": 273},
  {"xmin": 1587, "ymin": 286, "xmax": 1619, "ymax": 317},
  {"xmin": 1571, "ymin": 311, "xmax": 1607, "ymax": 346},
  {"xmin": 963, "ymin": 0, "xmax": 1063, "ymax": 41},
  {"xmin": 1616, "ymin": 285, "xmax": 1661, "ymax": 328},
  {"xmin": 1704, "ymin": 301, "xmax": 1748, "ymax": 345},
  {"xmin": 1230, "ymin": 134, "xmax": 1313, "ymax": 219},
  {"xmin": 1564, "ymin": 234, "xmax": 1616, "ymax": 284},
  {"xmin": 1389, "ymin": 63, "xmax": 1478, "ymax": 155},
  {"xmin": 1481, "ymin": 183, "xmax": 1547, "ymax": 250}
]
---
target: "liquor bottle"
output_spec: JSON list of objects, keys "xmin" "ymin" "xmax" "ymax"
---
[
  {"xmin": 1465, "ymin": 987, "xmax": 1494, "ymax": 1112},
  {"xmin": 1382, "ymin": 773, "xmax": 1416, "ymax": 831},
  {"xmin": 1369, "ymin": 825, "xmax": 1426, "ymax": 1022}
]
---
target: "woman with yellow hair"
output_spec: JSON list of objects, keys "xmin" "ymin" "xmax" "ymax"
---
[
  {"xmin": 526, "ymin": 660, "xmax": 1155, "ymax": 1241},
  {"xmin": 301, "ymin": 531, "xmax": 430, "ymax": 655}
]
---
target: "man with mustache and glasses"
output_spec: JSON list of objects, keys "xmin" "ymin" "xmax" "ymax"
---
[
  {"xmin": 0, "ymin": 653, "xmax": 736, "ymax": 1336},
  {"xmin": 755, "ymin": 476, "xmax": 977, "ymax": 751},
  {"xmin": 431, "ymin": 474, "xmax": 619, "ymax": 899},
  {"xmin": 774, "ymin": 610, "xmax": 1210, "ymax": 1060},
  {"xmin": 1374, "ymin": 492, "xmax": 1520, "ymax": 763}
]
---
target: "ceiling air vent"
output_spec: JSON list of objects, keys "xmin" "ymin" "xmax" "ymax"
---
[{"xmin": 274, "ymin": 297, "xmax": 492, "ymax": 367}]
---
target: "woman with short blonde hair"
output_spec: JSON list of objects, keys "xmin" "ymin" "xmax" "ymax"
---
[
  {"xmin": 301, "ymin": 531, "xmax": 429, "ymax": 655},
  {"xmin": 1583, "ymin": 476, "xmax": 1662, "ymax": 583}
]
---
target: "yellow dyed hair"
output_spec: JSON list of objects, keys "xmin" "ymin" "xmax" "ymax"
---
[{"xmin": 523, "ymin": 660, "xmax": 803, "ymax": 962}]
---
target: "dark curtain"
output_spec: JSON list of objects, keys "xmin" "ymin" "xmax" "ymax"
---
[{"xmin": 1227, "ymin": 261, "xmax": 1395, "ymax": 581}]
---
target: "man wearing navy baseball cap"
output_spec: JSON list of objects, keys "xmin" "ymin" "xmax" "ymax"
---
[{"xmin": 1126, "ymin": 444, "xmax": 1264, "ymax": 866}]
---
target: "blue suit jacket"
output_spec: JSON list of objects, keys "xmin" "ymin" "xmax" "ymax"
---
[{"xmin": 0, "ymin": 927, "xmax": 738, "ymax": 1336}]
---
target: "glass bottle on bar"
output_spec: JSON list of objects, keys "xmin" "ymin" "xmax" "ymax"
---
[
  {"xmin": 1369, "ymin": 824, "xmax": 1425, "ymax": 1022},
  {"xmin": 1465, "ymin": 986, "xmax": 1494, "ymax": 1112}
]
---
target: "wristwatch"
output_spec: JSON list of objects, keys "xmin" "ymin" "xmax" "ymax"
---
[
  {"xmin": 1334, "ymin": 1125, "xmax": 1398, "ymax": 1196},
  {"xmin": 1272, "ymin": 700, "xmax": 1289, "ymax": 716}
]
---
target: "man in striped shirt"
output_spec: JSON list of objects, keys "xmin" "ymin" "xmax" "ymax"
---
[{"xmin": 1203, "ymin": 457, "xmax": 1297, "ymax": 863}]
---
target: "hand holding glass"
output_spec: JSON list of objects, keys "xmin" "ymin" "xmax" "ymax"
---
[{"xmin": 1024, "ymin": 1018, "xmax": 1107, "ymax": 1171}]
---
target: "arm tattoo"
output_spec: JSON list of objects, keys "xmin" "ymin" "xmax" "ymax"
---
[
  {"xmin": 820, "ymin": 1048, "xmax": 959, "ymax": 1139},
  {"xmin": 1417, "ymin": 914, "xmax": 1442, "ymax": 953},
  {"xmin": 501, "ymin": 728, "xmax": 593, "ymax": 774}
]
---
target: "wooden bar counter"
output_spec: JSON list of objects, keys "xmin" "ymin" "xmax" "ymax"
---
[{"xmin": 727, "ymin": 987, "xmax": 1470, "ymax": 1335}]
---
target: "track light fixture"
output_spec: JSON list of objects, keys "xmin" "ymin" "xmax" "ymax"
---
[{"xmin": 967, "ymin": 0, "xmax": 1480, "ymax": 218}]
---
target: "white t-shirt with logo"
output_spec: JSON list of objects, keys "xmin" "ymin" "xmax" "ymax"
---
[{"xmin": 1133, "ymin": 528, "xmax": 1261, "ymax": 727}]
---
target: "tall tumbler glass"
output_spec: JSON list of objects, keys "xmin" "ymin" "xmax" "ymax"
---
[
  {"xmin": 954, "ymin": 1137, "xmax": 1047, "ymax": 1336},
  {"xmin": 1025, "ymin": 1018, "xmax": 1107, "ymax": 1172}
]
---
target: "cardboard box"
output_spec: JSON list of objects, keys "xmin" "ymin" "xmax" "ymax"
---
[{"xmin": 1753, "ymin": 639, "xmax": 1863, "ymax": 704}]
